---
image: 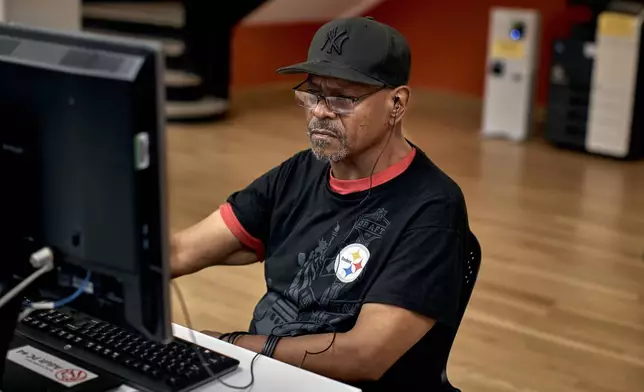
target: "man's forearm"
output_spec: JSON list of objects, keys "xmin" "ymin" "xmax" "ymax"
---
[
  {"xmin": 170, "ymin": 209, "xmax": 259, "ymax": 278},
  {"xmin": 235, "ymin": 333, "xmax": 376, "ymax": 382},
  {"xmin": 171, "ymin": 233, "xmax": 256, "ymax": 277}
]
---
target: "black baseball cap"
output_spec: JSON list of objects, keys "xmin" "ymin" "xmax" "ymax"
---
[{"xmin": 276, "ymin": 16, "xmax": 411, "ymax": 88}]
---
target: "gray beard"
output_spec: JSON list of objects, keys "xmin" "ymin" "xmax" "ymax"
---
[
  {"xmin": 307, "ymin": 118, "xmax": 349, "ymax": 163},
  {"xmin": 308, "ymin": 132, "xmax": 349, "ymax": 163}
]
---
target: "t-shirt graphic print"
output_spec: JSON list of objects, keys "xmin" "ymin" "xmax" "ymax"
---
[{"xmin": 251, "ymin": 206, "xmax": 393, "ymax": 337}]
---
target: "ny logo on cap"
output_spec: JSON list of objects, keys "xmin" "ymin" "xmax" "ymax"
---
[{"xmin": 321, "ymin": 27, "xmax": 349, "ymax": 55}]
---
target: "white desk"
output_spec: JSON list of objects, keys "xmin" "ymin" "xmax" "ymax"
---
[{"xmin": 114, "ymin": 324, "xmax": 361, "ymax": 392}]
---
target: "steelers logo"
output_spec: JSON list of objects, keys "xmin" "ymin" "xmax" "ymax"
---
[{"xmin": 334, "ymin": 244, "xmax": 370, "ymax": 283}]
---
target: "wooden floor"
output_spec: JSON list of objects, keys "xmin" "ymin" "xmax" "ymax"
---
[{"xmin": 168, "ymin": 85, "xmax": 644, "ymax": 392}]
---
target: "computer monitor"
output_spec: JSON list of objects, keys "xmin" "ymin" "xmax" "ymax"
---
[{"xmin": 0, "ymin": 21, "xmax": 171, "ymax": 350}]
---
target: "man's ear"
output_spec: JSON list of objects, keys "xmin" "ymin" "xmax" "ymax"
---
[{"xmin": 389, "ymin": 86, "xmax": 410, "ymax": 125}]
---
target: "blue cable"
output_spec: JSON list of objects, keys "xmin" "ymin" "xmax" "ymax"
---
[{"xmin": 53, "ymin": 270, "xmax": 92, "ymax": 308}]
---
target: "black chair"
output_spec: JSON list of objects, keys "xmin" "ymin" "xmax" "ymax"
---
[{"xmin": 440, "ymin": 231, "xmax": 482, "ymax": 391}]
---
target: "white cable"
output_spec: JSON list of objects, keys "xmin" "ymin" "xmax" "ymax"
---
[
  {"xmin": 18, "ymin": 307, "xmax": 37, "ymax": 322},
  {"xmin": 30, "ymin": 247, "xmax": 54, "ymax": 269},
  {"xmin": 0, "ymin": 247, "xmax": 54, "ymax": 310},
  {"xmin": 28, "ymin": 301, "xmax": 56, "ymax": 310}
]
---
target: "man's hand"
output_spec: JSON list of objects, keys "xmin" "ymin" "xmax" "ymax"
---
[{"xmin": 233, "ymin": 303, "xmax": 435, "ymax": 382}]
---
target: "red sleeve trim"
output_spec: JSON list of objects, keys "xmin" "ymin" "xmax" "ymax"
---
[{"xmin": 220, "ymin": 202, "xmax": 265, "ymax": 261}]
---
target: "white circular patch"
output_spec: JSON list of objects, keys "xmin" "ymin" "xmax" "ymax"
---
[{"xmin": 334, "ymin": 244, "xmax": 370, "ymax": 283}]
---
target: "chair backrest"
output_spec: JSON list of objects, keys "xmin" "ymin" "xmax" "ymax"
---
[
  {"xmin": 459, "ymin": 231, "xmax": 481, "ymax": 316},
  {"xmin": 440, "ymin": 230, "xmax": 482, "ymax": 390}
]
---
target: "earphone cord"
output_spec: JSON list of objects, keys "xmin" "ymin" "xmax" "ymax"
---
[
  {"xmin": 360, "ymin": 99, "xmax": 400, "ymax": 207},
  {"xmin": 172, "ymin": 281, "xmax": 260, "ymax": 390},
  {"xmin": 270, "ymin": 321, "xmax": 337, "ymax": 368}
]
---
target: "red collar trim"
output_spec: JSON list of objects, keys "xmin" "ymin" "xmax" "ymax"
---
[{"xmin": 329, "ymin": 148, "xmax": 416, "ymax": 195}]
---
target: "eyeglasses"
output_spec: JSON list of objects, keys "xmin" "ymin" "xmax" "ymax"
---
[{"xmin": 293, "ymin": 80, "xmax": 383, "ymax": 115}]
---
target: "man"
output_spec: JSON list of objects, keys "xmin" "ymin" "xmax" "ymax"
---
[{"xmin": 172, "ymin": 16, "xmax": 470, "ymax": 391}]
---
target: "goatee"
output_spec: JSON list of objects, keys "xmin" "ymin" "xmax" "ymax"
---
[{"xmin": 307, "ymin": 119, "xmax": 349, "ymax": 163}]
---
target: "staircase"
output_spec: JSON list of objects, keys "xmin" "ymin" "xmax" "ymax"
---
[
  {"xmin": 82, "ymin": 0, "xmax": 265, "ymax": 122},
  {"xmin": 81, "ymin": 0, "xmax": 386, "ymax": 123}
]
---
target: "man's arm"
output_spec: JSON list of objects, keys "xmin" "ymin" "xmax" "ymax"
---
[
  {"xmin": 233, "ymin": 303, "xmax": 435, "ymax": 382},
  {"xmin": 171, "ymin": 208, "xmax": 257, "ymax": 278},
  {"xmin": 231, "ymin": 221, "xmax": 464, "ymax": 381},
  {"xmin": 171, "ymin": 153, "xmax": 300, "ymax": 278}
]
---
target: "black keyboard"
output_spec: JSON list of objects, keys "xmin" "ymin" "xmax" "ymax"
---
[{"xmin": 17, "ymin": 308, "xmax": 240, "ymax": 392}]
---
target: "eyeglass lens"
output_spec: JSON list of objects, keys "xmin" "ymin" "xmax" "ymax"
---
[{"xmin": 294, "ymin": 91, "xmax": 355, "ymax": 115}]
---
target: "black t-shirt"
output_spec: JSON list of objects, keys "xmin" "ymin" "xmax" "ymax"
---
[{"xmin": 220, "ymin": 145, "xmax": 469, "ymax": 391}]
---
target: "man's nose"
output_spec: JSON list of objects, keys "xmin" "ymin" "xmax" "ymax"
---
[{"xmin": 311, "ymin": 100, "xmax": 337, "ymax": 119}]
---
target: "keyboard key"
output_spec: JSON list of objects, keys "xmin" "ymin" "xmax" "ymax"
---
[
  {"xmin": 67, "ymin": 320, "xmax": 87, "ymax": 331},
  {"xmin": 185, "ymin": 370, "xmax": 200, "ymax": 380},
  {"xmin": 168, "ymin": 376, "xmax": 186, "ymax": 388}
]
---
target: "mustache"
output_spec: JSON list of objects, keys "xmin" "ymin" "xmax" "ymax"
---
[{"xmin": 308, "ymin": 119, "xmax": 342, "ymax": 137}]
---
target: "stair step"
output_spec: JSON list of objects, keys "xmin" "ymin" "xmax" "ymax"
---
[
  {"xmin": 166, "ymin": 96, "xmax": 229, "ymax": 122},
  {"xmin": 83, "ymin": 2, "xmax": 183, "ymax": 28},
  {"xmin": 167, "ymin": 84, "xmax": 204, "ymax": 102},
  {"xmin": 84, "ymin": 28, "xmax": 184, "ymax": 57},
  {"xmin": 165, "ymin": 70, "xmax": 201, "ymax": 88},
  {"xmin": 83, "ymin": 18, "xmax": 181, "ymax": 39}
]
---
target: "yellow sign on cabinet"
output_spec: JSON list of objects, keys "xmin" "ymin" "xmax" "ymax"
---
[
  {"xmin": 492, "ymin": 39, "xmax": 525, "ymax": 60},
  {"xmin": 599, "ymin": 12, "xmax": 637, "ymax": 38}
]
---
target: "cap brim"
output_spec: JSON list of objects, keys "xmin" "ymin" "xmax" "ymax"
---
[{"xmin": 276, "ymin": 61, "xmax": 384, "ymax": 86}]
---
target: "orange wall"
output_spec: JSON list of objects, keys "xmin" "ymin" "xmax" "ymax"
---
[
  {"xmin": 231, "ymin": 0, "xmax": 576, "ymax": 104},
  {"xmin": 231, "ymin": 22, "xmax": 323, "ymax": 88}
]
